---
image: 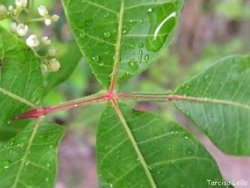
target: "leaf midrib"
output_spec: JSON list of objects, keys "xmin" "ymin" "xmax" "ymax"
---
[
  {"xmin": 112, "ymin": 100, "xmax": 157, "ymax": 188},
  {"xmin": 171, "ymin": 95, "xmax": 250, "ymax": 110},
  {"xmin": 11, "ymin": 117, "xmax": 43, "ymax": 188},
  {"xmin": 109, "ymin": 0, "xmax": 125, "ymax": 90},
  {"xmin": 0, "ymin": 87, "xmax": 36, "ymax": 108}
]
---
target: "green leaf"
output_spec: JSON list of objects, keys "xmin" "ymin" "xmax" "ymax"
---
[
  {"xmin": 97, "ymin": 104, "xmax": 224, "ymax": 187},
  {"xmin": 0, "ymin": 119, "xmax": 64, "ymax": 188},
  {"xmin": 0, "ymin": 27, "xmax": 43, "ymax": 125},
  {"xmin": 174, "ymin": 55, "xmax": 250, "ymax": 155},
  {"xmin": 62, "ymin": 0, "xmax": 183, "ymax": 88}
]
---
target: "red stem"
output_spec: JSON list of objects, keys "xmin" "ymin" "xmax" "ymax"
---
[
  {"xmin": 14, "ymin": 91, "xmax": 196, "ymax": 120},
  {"xmin": 15, "ymin": 94, "xmax": 106, "ymax": 120}
]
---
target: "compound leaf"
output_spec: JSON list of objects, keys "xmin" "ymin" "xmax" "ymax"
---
[
  {"xmin": 0, "ymin": 27, "xmax": 43, "ymax": 126},
  {"xmin": 97, "ymin": 104, "xmax": 224, "ymax": 187},
  {"xmin": 174, "ymin": 55, "xmax": 250, "ymax": 155},
  {"xmin": 0, "ymin": 119, "xmax": 64, "ymax": 188},
  {"xmin": 62, "ymin": 0, "xmax": 183, "ymax": 88}
]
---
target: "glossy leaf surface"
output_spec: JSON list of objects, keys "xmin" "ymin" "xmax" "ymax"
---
[
  {"xmin": 0, "ymin": 119, "xmax": 64, "ymax": 188},
  {"xmin": 0, "ymin": 27, "xmax": 42, "ymax": 126},
  {"xmin": 97, "ymin": 104, "xmax": 224, "ymax": 187},
  {"xmin": 63, "ymin": 0, "xmax": 183, "ymax": 87},
  {"xmin": 175, "ymin": 55, "xmax": 250, "ymax": 155}
]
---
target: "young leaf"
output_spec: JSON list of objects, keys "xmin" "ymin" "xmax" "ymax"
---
[
  {"xmin": 97, "ymin": 104, "xmax": 224, "ymax": 187},
  {"xmin": 62, "ymin": 0, "xmax": 183, "ymax": 88},
  {"xmin": 0, "ymin": 27, "xmax": 43, "ymax": 125},
  {"xmin": 0, "ymin": 118, "xmax": 64, "ymax": 188},
  {"xmin": 174, "ymin": 55, "xmax": 250, "ymax": 155}
]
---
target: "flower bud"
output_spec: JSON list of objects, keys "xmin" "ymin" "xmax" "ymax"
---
[
  {"xmin": 38, "ymin": 5, "xmax": 48, "ymax": 17},
  {"xmin": 10, "ymin": 22, "xmax": 17, "ymax": 33},
  {"xmin": 51, "ymin": 15, "xmax": 59, "ymax": 22},
  {"xmin": 0, "ymin": 4, "xmax": 7, "ymax": 20},
  {"xmin": 16, "ymin": 23, "xmax": 28, "ymax": 36},
  {"xmin": 41, "ymin": 36, "xmax": 51, "ymax": 45},
  {"xmin": 26, "ymin": 34, "xmax": 40, "ymax": 47},
  {"xmin": 44, "ymin": 18, "xmax": 52, "ymax": 26},
  {"xmin": 48, "ymin": 58, "xmax": 60, "ymax": 72},
  {"xmin": 48, "ymin": 47, "xmax": 58, "ymax": 56},
  {"xmin": 15, "ymin": 0, "xmax": 28, "ymax": 8},
  {"xmin": 8, "ymin": 5, "xmax": 14, "ymax": 12},
  {"xmin": 41, "ymin": 63, "xmax": 48, "ymax": 73}
]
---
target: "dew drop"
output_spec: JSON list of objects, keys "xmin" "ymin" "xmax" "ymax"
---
[
  {"xmin": 49, "ymin": 145, "xmax": 53, "ymax": 149},
  {"xmin": 128, "ymin": 60, "xmax": 138, "ymax": 71},
  {"xmin": 144, "ymin": 54, "xmax": 149, "ymax": 62},
  {"xmin": 104, "ymin": 32, "xmax": 111, "ymax": 38},
  {"xmin": 186, "ymin": 149, "xmax": 193, "ymax": 155},
  {"xmin": 129, "ymin": 43, "xmax": 135, "ymax": 49},
  {"xmin": 79, "ymin": 33, "xmax": 85, "ymax": 38},
  {"xmin": 92, "ymin": 56, "xmax": 100, "ymax": 62},
  {"xmin": 146, "ymin": 11, "xmax": 177, "ymax": 52},
  {"xmin": 46, "ymin": 163, "xmax": 51, "ymax": 168},
  {"xmin": 104, "ymin": 12, "xmax": 110, "ymax": 18},
  {"xmin": 138, "ymin": 43, "xmax": 144, "ymax": 48},
  {"xmin": 0, "ymin": 160, "xmax": 11, "ymax": 170},
  {"xmin": 168, "ymin": 146, "xmax": 173, "ymax": 151},
  {"xmin": 138, "ymin": 19, "xmax": 143, "ymax": 23},
  {"xmin": 100, "ymin": 63, "xmax": 104, "ymax": 67},
  {"xmin": 138, "ymin": 50, "xmax": 143, "ymax": 63},
  {"xmin": 45, "ymin": 177, "xmax": 49, "ymax": 182},
  {"xmin": 147, "ymin": 8, "xmax": 153, "ymax": 13}
]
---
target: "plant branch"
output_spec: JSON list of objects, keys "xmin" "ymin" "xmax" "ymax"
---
[
  {"xmin": 117, "ymin": 92, "xmax": 173, "ymax": 102},
  {"xmin": 117, "ymin": 92, "xmax": 250, "ymax": 109},
  {"xmin": 14, "ymin": 91, "xmax": 107, "ymax": 120}
]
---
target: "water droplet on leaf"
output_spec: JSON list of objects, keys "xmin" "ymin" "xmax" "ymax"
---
[
  {"xmin": 0, "ymin": 160, "xmax": 11, "ymax": 170},
  {"xmin": 147, "ymin": 8, "xmax": 153, "ymax": 13},
  {"xmin": 138, "ymin": 43, "xmax": 144, "ymax": 48},
  {"xmin": 128, "ymin": 60, "xmax": 138, "ymax": 71},
  {"xmin": 92, "ymin": 56, "xmax": 100, "ymax": 62},
  {"xmin": 104, "ymin": 32, "xmax": 111, "ymax": 38},
  {"xmin": 146, "ymin": 9, "xmax": 177, "ymax": 52},
  {"xmin": 144, "ymin": 54, "xmax": 149, "ymax": 62}
]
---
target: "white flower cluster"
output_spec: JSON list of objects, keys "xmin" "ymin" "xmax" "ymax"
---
[
  {"xmin": 37, "ymin": 5, "xmax": 59, "ymax": 26},
  {"xmin": 0, "ymin": 1, "xmax": 61, "ymax": 72}
]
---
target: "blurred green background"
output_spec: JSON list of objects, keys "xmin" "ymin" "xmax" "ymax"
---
[{"xmin": 1, "ymin": 0, "xmax": 250, "ymax": 187}]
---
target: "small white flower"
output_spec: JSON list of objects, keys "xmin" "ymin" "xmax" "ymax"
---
[
  {"xmin": 51, "ymin": 15, "xmax": 59, "ymax": 22},
  {"xmin": 41, "ymin": 36, "xmax": 51, "ymax": 45},
  {"xmin": 10, "ymin": 22, "xmax": 17, "ymax": 33},
  {"xmin": 0, "ymin": 4, "xmax": 7, "ymax": 17},
  {"xmin": 48, "ymin": 47, "xmax": 58, "ymax": 56},
  {"xmin": 8, "ymin": 5, "xmax": 14, "ymax": 12},
  {"xmin": 48, "ymin": 58, "xmax": 60, "ymax": 72},
  {"xmin": 16, "ymin": 23, "xmax": 28, "ymax": 36},
  {"xmin": 41, "ymin": 63, "xmax": 48, "ymax": 73},
  {"xmin": 44, "ymin": 18, "xmax": 52, "ymax": 26},
  {"xmin": 26, "ymin": 34, "xmax": 40, "ymax": 47},
  {"xmin": 15, "ymin": 0, "xmax": 28, "ymax": 8},
  {"xmin": 38, "ymin": 5, "xmax": 48, "ymax": 17}
]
